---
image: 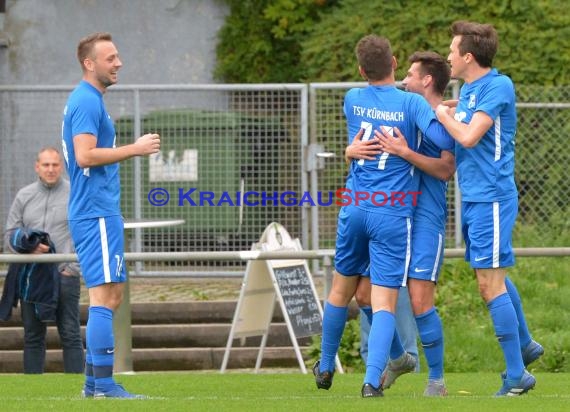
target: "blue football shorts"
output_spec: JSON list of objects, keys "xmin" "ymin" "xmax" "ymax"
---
[
  {"xmin": 69, "ymin": 215, "xmax": 127, "ymax": 288},
  {"xmin": 334, "ymin": 205, "xmax": 411, "ymax": 288},
  {"xmin": 462, "ymin": 198, "xmax": 517, "ymax": 269},
  {"xmin": 408, "ymin": 224, "xmax": 445, "ymax": 283}
]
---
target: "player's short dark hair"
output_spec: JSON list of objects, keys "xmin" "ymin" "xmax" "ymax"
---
[
  {"xmin": 355, "ymin": 35, "xmax": 393, "ymax": 81},
  {"xmin": 408, "ymin": 51, "xmax": 451, "ymax": 96},
  {"xmin": 77, "ymin": 32, "xmax": 113, "ymax": 70},
  {"xmin": 451, "ymin": 21, "xmax": 498, "ymax": 68}
]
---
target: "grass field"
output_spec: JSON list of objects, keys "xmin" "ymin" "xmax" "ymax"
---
[
  {"xmin": 1, "ymin": 371, "xmax": 569, "ymax": 411},
  {"xmin": 308, "ymin": 257, "xmax": 570, "ymax": 375}
]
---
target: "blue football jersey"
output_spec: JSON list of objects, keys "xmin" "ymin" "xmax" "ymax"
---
[
  {"xmin": 343, "ymin": 85, "xmax": 445, "ymax": 217},
  {"xmin": 414, "ymin": 137, "xmax": 451, "ymax": 231},
  {"xmin": 61, "ymin": 81, "xmax": 121, "ymax": 220},
  {"xmin": 454, "ymin": 69, "xmax": 518, "ymax": 202}
]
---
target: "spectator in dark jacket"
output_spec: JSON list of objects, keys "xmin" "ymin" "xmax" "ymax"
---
[{"xmin": 3, "ymin": 147, "xmax": 84, "ymax": 373}]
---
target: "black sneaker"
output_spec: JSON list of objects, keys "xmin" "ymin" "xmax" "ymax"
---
[
  {"xmin": 313, "ymin": 360, "xmax": 334, "ymax": 390},
  {"xmin": 361, "ymin": 383, "xmax": 384, "ymax": 398}
]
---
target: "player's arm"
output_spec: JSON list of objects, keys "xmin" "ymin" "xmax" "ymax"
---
[
  {"xmin": 73, "ymin": 133, "xmax": 161, "ymax": 168},
  {"xmin": 441, "ymin": 99, "xmax": 458, "ymax": 108},
  {"xmin": 435, "ymin": 105, "xmax": 493, "ymax": 148},
  {"xmin": 344, "ymin": 128, "xmax": 382, "ymax": 164},
  {"xmin": 375, "ymin": 127, "xmax": 455, "ymax": 181}
]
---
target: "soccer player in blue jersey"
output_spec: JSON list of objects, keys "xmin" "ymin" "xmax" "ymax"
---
[
  {"xmin": 313, "ymin": 34, "xmax": 454, "ymax": 398},
  {"xmin": 380, "ymin": 51, "xmax": 454, "ymax": 396},
  {"xmin": 350, "ymin": 51, "xmax": 454, "ymax": 397},
  {"xmin": 61, "ymin": 32, "xmax": 161, "ymax": 399},
  {"xmin": 435, "ymin": 21, "xmax": 539, "ymax": 396}
]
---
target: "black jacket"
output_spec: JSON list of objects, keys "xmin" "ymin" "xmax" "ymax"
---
[{"xmin": 0, "ymin": 228, "xmax": 60, "ymax": 322}]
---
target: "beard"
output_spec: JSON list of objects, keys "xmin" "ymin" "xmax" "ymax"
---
[{"xmin": 97, "ymin": 73, "xmax": 117, "ymax": 88}]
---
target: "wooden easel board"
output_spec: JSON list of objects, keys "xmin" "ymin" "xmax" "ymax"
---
[{"xmin": 221, "ymin": 222, "xmax": 342, "ymax": 374}]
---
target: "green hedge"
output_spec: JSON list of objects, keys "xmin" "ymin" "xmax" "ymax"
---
[
  {"xmin": 215, "ymin": 0, "xmax": 570, "ymax": 86},
  {"xmin": 214, "ymin": 0, "xmax": 328, "ymax": 83}
]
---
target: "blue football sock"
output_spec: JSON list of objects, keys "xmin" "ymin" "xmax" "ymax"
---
[
  {"xmin": 487, "ymin": 293, "xmax": 524, "ymax": 381},
  {"xmin": 87, "ymin": 306, "xmax": 116, "ymax": 392},
  {"xmin": 389, "ymin": 328, "xmax": 405, "ymax": 360},
  {"xmin": 505, "ymin": 277, "xmax": 532, "ymax": 349},
  {"xmin": 359, "ymin": 307, "xmax": 372, "ymax": 363},
  {"xmin": 319, "ymin": 302, "xmax": 348, "ymax": 373},
  {"xmin": 361, "ymin": 306, "xmax": 373, "ymax": 324},
  {"xmin": 364, "ymin": 310, "xmax": 395, "ymax": 388},
  {"xmin": 415, "ymin": 307, "xmax": 444, "ymax": 380},
  {"xmin": 84, "ymin": 348, "xmax": 94, "ymax": 390}
]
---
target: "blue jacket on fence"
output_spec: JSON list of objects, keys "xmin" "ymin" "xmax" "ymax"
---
[{"xmin": 0, "ymin": 228, "xmax": 60, "ymax": 322}]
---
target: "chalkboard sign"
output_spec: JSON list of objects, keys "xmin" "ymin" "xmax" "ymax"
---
[
  {"xmin": 221, "ymin": 222, "xmax": 342, "ymax": 374},
  {"xmin": 273, "ymin": 264, "xmax": 322, "ymax": 338}
]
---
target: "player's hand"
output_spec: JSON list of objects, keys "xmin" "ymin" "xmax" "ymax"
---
[
  {"xmin": 375, "ymin": 126, "xmax": 409, "ymax": 157},
  {"xmin": 135, "ymin": 133, "xmax": 161, "ymax": 155},
  {"xmin": 32, "ymin": 243, "xmax": 50, "ymax": 254},
  {"xmin": 345, "ymin": 128, "xmax": 382, "ymax": 162},
  {"xmin": 435, "ymin": 104, "xmax": 451, "ymax": 120}
]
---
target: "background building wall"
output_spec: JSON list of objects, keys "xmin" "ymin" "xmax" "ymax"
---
[{"xmin": 0, "ymin": 0, "xmax": 228, "ymax": 85}]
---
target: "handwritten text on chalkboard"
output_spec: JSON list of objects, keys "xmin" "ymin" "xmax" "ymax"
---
[{"xmin": 273, "ymin": 264, "xmax": 322, "ymax": 338}]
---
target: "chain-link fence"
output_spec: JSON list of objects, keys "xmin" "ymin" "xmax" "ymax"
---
[
  {"xmin": 514, "ymin": 86, "xmax": 570, "ymax": 246},
  {"xmin": 0, "ymin": 83, "xmax": 568, "ymax": 276},
  {"xmin": 0, "ymin": 84, "xmax": 308, "ymax": 275}
]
